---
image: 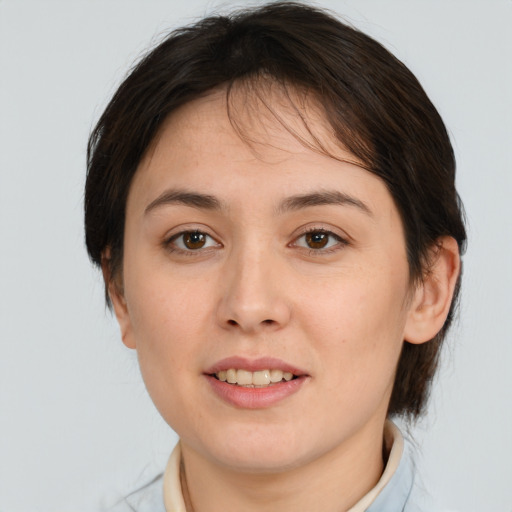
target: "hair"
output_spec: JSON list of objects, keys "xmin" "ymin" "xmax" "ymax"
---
[{"xmin": 85, "ymin": 1, "xmax": 466, "ymax": 420}]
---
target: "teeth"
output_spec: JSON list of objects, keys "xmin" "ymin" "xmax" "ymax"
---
[
  {"xmin": 253, "ymin": 370, "xmax": 271, "ymax": 385},
  {"xmin": 214, "ymin": 369, "xmax": 297, "ymax": 387},
  {"xmin": 236, "ymin": 369, "xmax": 253, "ymax": 385},
  {"xmin": 269, "ymin": 369, "xmax": 284, "ymax": 383},
  {"xmin": 227, "ymin": 369, "xmax": 237, "ymax": 384}
]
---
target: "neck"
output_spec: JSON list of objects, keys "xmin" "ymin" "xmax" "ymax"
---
[{"xmin": 180, "ymin": 417, "xmax": 387, "ymax": 512}]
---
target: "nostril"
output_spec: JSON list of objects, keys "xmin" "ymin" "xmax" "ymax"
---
[
  {"xmin": 227, "ymin": 319, "xmax": 238, "ymax": 326},
  {"xmin": 262, "ymin": 319, "xmax": 274, "ymax": 325}
]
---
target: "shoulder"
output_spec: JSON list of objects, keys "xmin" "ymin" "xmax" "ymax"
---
[
  {"xmin": 366, "ymin": 423, "xmax": 455, "ymax": 512},
  {"xmin": 104, "ymin": 474, "xmax": 165, "ymax": 512}
]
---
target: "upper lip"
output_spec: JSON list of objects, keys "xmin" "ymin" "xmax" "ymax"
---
[{"xmin": 205, "ymin": 356, "xmax": 308, "ymax": 376}]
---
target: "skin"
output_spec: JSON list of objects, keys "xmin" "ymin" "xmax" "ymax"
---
[{"xmin": 108, "ymin": 87, "xmax": 460, "ymax": 512}]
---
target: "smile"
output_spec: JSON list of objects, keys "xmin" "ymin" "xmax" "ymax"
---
[
  {"xmin": 205, "ymin": 357, "xmax": 308, "ymax": 408},
  {"xmin": 214, "ymin": 369, "xmax": 296, "ymax": 387}
]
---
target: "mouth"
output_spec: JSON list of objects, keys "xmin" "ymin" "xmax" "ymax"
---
[
  {"xmin": 205, "ymin": 357, "xmax": 308, "ymax": 408},
  {"xmin": 211, "ymin": 368, "xmax": 298, "ymax": 388}
]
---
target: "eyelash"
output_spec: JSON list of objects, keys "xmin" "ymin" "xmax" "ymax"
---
[
  {"xmin": 164, "ymin": 230, "xmax": 220, "ymax": 255},
  {"xmin": 292, "ymin": 228, "xmax": 349, "ymax": 255},
  {"xmin": 164, "ymin": 228, "xmax": 349, "ymax": 256}
]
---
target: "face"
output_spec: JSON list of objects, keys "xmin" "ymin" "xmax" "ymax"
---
[{"xmin": 113, "ymin": 87, "xmax": 417, "ymax": 473}]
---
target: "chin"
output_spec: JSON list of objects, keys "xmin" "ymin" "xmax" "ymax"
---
[
  {"xmin": 195, "ymin": 424, "xmax": 322, "ymax": 474},
  {"xmin": 214, "ymin": 446, "xmax": 309, "ymax": 474}
]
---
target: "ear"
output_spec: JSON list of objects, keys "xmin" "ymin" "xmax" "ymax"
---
[
  {"xmin": 404, "ymin": 236, "xmax": 461, "ymax": 344},
  {"xmin": 101, "ymin": 250, "xmax": 136, "ymax": 349}
]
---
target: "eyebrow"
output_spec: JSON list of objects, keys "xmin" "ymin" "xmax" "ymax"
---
[
  {"xmin": 144, "ymin": 188, "xmax": 372, "ymax": 217},
  {"xmin": 145, "ymin": 189, "xmax": 224, "ymax": 214},
  {"xmin": 277, "ymin": 190, "xmax": 373, "ymax": 216}
]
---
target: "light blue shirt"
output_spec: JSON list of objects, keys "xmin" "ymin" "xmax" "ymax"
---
[{"xmin": 367, "ymin": 440, "xmax": 426, "ymax": 512}]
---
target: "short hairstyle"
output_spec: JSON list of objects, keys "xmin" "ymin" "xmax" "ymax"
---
[{"xmin": 85, "ymin": 1, "xmax": 466, "ymax": 419}]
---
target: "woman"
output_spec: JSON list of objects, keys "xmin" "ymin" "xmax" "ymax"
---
[{"xmin": 85, "ymin": 2, "xmax": 466, "ymax": 511}]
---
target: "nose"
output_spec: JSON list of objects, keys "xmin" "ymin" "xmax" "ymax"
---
[{"xmin": 216, "ymin": 247, "xmax": 292, "ymax": 334}]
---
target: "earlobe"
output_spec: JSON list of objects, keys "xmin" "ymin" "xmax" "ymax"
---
[
  {"xmin": 404, "ymin": 236, "xmax": 461, "ymax": 345},
  {"xmin": 101, "ymin": 250, "xmax": 136, "ymax": 350}
]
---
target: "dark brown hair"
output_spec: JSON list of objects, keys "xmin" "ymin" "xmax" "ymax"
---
[{"xmin": 85, "ymin": 1, "xmax": 466, "ymax": 419}]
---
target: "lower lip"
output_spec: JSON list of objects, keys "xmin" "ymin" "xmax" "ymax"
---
[{"xmin": 205, "ymin": 375, "xmax": 307, "ymax": 409}]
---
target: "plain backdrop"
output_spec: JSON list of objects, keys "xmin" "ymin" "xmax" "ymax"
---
[{"xmin": 1, "ymin": 1, "xmax": 511, "ymax": 511}]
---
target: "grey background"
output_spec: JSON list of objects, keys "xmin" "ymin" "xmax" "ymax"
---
[{"xmin": 1, "ymin": 1, "xmax": 511, "ymax": 510}]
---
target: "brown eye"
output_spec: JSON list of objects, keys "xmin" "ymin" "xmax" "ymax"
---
[
  {"xmin": 293, "ymin": 229, "xmax": 347, "ymax": 252},
  {"xmin": 168, "ymin": 230, "xmax": 218, "ymax": 252},
  {"xmin": 305, "ymin": 232, "xmax": 329, "ymax": 249},
  {"xmin": 183, "ymin": 231, "xmax": 207, "ymax": 249}
]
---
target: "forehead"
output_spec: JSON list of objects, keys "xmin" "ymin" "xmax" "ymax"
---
[
  {"xmin": 152, "ymin": 79, "xmax": 361, "ymax": 160},
  {"xmin": 134, "ymin": 93, "xmax": 365, "ymax": 201},
  {"xmin": 136, "ymin": 83, "xmax": 365, "ymax": 188}
]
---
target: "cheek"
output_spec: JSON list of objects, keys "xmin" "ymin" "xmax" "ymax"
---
[
  {"xmin": 124, "ymin": 271, "xmax": 212, "ymax": 431},
  {"xmin": 307, "ymin": 267, "xmax": 409, "ymax": 381},
  {"xmin": 125, "ymin": 249, "xmax": 211, "ymax": 335},
  {"xmin": 123, "ymin": 257, "xmax": 214, "ymax": 384}
]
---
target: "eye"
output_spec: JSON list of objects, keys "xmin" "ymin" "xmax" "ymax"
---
[
  {"xmin": 293, "ymin": 229, "xmax": 346, "ymax": 251},
  {"xmin": 168, "ymin": 230, "xmax": 219, "ymax": 251}
]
